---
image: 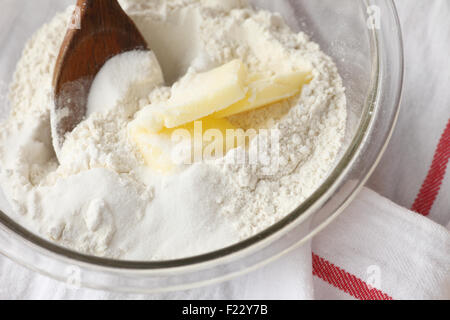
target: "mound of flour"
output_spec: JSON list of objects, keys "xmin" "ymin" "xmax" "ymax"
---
[{"xmin": 0, "ymin": 0, "xmax": 346, "ymax": 260}]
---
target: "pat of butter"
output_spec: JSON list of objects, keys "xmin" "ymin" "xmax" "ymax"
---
[
  {"xmin": 131, "ymin": 128, "xmax": 176, "ymax": 173},
  {"xmin": 132, "ymin": 59, "xmax": 248, "ymax": 134},
  {"xmin": 164, "ymin": 59, "xmax": 248, "ymax": 128},
  {"xmin": 129, "ymin": 117, "xmax": 241, "ymax": 174},
  {"xmin": 128, "ymin": 59, "xmax": 313, "ymax": 173},
  {"xmin": 213, "ymin": 71, "xmax": 312, "ymax": 118}
]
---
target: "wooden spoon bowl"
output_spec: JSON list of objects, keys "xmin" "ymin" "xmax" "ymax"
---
[{"xmin": 52, "ymin": 0, "xmax": 148, "ymax": 152}]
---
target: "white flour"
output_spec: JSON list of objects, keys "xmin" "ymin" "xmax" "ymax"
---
[{"xmin": 0, "ymin": 0, "xmax": 346, "ymax": 260}]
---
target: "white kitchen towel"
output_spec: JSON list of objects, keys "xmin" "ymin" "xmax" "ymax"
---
[
  {"xmin": 368, "ymin": 0, "xmax": 450, "ymax": 227},
  {"xmin": 0, "ymin": 0, "xmax": 449, "ymax": 300},
  {"xmin": 312, "ymin": 188, "xmax": 450, "ymax": 300}
]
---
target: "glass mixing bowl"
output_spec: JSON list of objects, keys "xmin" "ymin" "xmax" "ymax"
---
[{"xmin": 0, "ymin": 0, "xmax": 403, "ymax": 293}]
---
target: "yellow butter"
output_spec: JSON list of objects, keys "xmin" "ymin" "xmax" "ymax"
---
[
  {"xmin": 213, "ymin": 71, "xmax": 312, "ymax": 118},
  {"xmin": 129, "ymin": 59, "xmax": 248, "ymax": 134},
  {"xmin": 128, "ymin": 59, "xmax": 313, "ymax": 173},
  {"xmin": 129, "ymin": 126, "xmax": 176, "ymax": 174},
  {"xmin": 164, "ymin": 59, "xmax": 248, "ymax": 128},
  {"xmin": 128, "ymin": 105, "xmax": 166, "ymax": 135},
  {"xmin": 129, "ymin": 117, "xmax": 242, "ymax": 174}
]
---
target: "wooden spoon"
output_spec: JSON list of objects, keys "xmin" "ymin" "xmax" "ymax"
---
[{"xmin": 52, "ymin": 0, "xmax": 148, "ymax": 153}]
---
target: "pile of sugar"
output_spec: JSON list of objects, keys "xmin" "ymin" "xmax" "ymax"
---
[{"xmin": 0, "ymin": 0, "xmax": 346, "ymax": 260}]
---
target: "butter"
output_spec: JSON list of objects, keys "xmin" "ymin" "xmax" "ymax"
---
[
  {"xmin": 134, "ymin": 59, "xmax": 248, "ymax": 134},
  {"xmin": 130, "ymin": 59, "xmax": 312, "ymax": 135},
  {"xmin": 213, "ymin": 71, "xmax": 312, "ymax": 118},
  {"xmin": 128, "ymin": 59, "xmax": 313, "ymax": 173},
  {"xmin": 129, "ymin": 117, "xmax": 241, "ymax": 173},
  {"xmin": 129, "ymin": 105, "xmax": 166, "ymax": 134},
  {"xmin": 163, "ymin": 59, "xmax": 248, "ymax": 128},
  {"xmin": 129, "ymin": 125, "xmax": 176, "ymax": 173}
]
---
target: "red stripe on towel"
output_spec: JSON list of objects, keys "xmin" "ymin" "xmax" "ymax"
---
[
  {"xmin": 311, "ymin": 120, "xmax": 450, "ymax": 300},
  {"xmin": 312, "ymin": 253, "xmax": 393, "ymax": 300},
  {"xmin": 411, "ymin": 119, "xmax": 450, "ymax": 215}
]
